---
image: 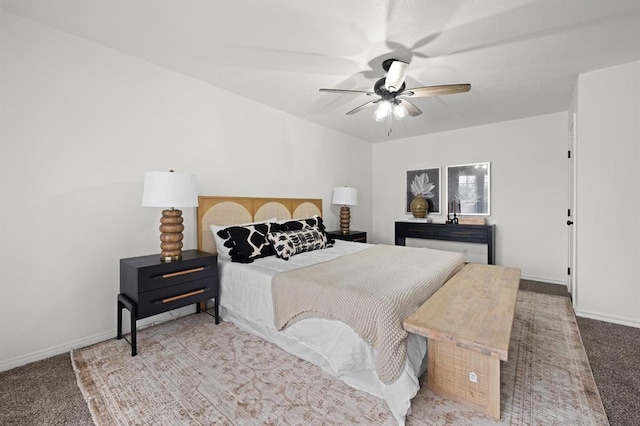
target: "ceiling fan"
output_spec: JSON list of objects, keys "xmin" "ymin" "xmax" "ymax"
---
[{"xmin": 319, "ymin": 59, "xmax": 471, "ymax": 135}]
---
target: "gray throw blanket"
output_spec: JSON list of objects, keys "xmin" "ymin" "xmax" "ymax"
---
[{"xmin": 272, "ymin": 244, "xmax": 466, "ymax": 384}]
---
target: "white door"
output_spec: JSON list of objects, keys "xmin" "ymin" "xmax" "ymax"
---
[{"xmin": 567, "ymin": 113, "xmax": 577, "ymax": 305}]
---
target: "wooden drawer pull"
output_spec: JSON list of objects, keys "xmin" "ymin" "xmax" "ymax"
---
[
  {"xmin": 162, "ymin": 267, "xmax": 204, "ymax": 279},
  {"xmin": 161, "ymin": 289, "xmax": 205, "ymax": 304},
  {"xmin": 451, "ymin": 231, "xmax": 473, "ymax": 235}
]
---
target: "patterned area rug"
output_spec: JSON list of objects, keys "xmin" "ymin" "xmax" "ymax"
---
[{"xmin": 72, "ymin": 291, "xmax": 608, "ymax": 425}]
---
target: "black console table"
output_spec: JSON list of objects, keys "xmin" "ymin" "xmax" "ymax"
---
[{"xmin": 395, "ymin": 222, "xmax": 495, "ymax": 265}]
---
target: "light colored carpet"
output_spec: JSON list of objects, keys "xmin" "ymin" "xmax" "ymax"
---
[{"xmin": 72, "ymin": 291, "xmax": 608, "ymax": 425}]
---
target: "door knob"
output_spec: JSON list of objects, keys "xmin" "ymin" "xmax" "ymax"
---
[{"xmin": 567, "ymin": 220, "xmax": 574, "ymax": 225}]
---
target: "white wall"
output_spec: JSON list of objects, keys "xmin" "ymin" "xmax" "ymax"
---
[
  {"xmin": 0, "ymin": 11, "xmax": 372, "ymax": 370},
  {"xmin": 372, "ymin": 113, "xmax": 568, "ymax": 283},
  {"xmin": 573, "ymin": 61, "xmax": 639, "ymax": 327}
]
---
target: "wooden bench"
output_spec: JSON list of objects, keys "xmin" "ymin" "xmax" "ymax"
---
[{"xmin": 403, "ymin": 263, "xmax": 521, "ymax": 418}]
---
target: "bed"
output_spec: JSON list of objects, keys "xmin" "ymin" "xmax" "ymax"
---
[{"xmin": 197, "ymin": 196, "xmax": 466, "ymax": 425}]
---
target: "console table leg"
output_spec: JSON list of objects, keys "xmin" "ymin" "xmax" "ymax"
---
[
  {"xmin": 130, "ymin": 304, "xmax": 137, "ymax": 356},
  {"xmin": 116, "ymin": 298, "xmax": 123, "ymax": 339}
]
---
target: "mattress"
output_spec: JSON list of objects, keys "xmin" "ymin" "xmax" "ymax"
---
[{"xmin": 217, "ymin": 240, "xmax": 429, "ymax": 425}]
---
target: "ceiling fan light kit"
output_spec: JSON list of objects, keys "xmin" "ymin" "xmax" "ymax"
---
[
  {"xmin": 374, "ymin": 101, "xmax": 393, "ymax": 122},
  {"xmin": 393, "ymin": 102, "xmax": 408, "ymax": 119},
  {"xmin": 320, "ymin": 58, "xmax": 471, "ymax": 136}
]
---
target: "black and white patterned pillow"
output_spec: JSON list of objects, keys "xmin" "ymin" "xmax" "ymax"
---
[
  {"xmin": 267, "ymin": 228, "xmax": 327, "ymax": 260},
  {"xmin": 216, "ymin": 222, "xmax": 275, "ymax": 263},
  {"xmin": 275, "ymin": 216, "xmax": 334, "ymax": 244}
]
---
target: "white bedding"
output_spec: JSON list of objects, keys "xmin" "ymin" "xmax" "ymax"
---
[{"xmin": 218, "ymin": 240, "xmax": 429, "ymax": 425}]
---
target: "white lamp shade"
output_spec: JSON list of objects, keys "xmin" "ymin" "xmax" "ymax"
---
[
  {"xmin": 332, "ymin": 187, "xmax": 358, "ymax": 206},
  {"xmin": 142, "ymin": 171, "xmax": 198, "ymax": 208}
]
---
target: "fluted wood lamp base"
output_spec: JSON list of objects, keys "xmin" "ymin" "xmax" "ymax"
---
[
  {"xmin": 340, "ymin": 206, "xmax": 351, "ymax": 234},
  {"xmin": 159, "ymin": 209, "xmax": 184, "ymax": 261}
]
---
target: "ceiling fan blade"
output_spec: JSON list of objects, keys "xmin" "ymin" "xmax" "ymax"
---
[
  {"xmin": 319, "ymin": 88, "xmax": 374, "ymax": 96},
  {"xmin": 402, "ymin": 84, "xmax": 471, "ymax": 97},
  {"xmin": 397, "ymin": 99, "xmax": 422, "ymax": 117},
  {"xmin": 384, "ymin": 60, "xmax": 409, "ymax": 92},
  {"xmin": 346, "ymin": 99, "xmax": 381, "ymax": 115}
]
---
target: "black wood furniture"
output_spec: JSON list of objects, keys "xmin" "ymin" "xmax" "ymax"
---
[
  {"xmin": 326, "ymin": 230, "xmax": 367, "ymax": 243},
  {"xmin": 395, "ymin": 222, "xmax": 495, "ymax": 265},
  {"xmin": 117, "ymin": 249, "xmax": 219, "ymax": 356}
]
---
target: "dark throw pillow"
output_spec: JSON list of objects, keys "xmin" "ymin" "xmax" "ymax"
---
[{"xmin": 216, "ymin": 222, "xmax": 275, "ymax": 263}]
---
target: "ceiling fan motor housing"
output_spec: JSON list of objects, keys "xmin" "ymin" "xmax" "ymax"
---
[
  {"xmin": 382, "ymin": 58, "xmax": 407, "ymax": 72},
  {"xmin": 374, "ymin": 78, "xmax": 405, "ymax": 98}
]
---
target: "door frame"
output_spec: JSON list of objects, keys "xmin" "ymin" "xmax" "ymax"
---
[{"xmin": 568, "ymin": 112, "xmax": 578, "ymax": 306}]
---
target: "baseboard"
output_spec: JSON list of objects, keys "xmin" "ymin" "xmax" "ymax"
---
[
  {"xmin": 575, "ymin": 308, "xmax": 640, "ymax": 329},
  {"xmin": 520, "ymin": 274, "xmax": 567, "ymax": 286},
  {"xmin": 0, "ymin": 330, "xmax": 114, "ymax": 372},
  {"xmin": 0, "ymin": 305, "xmax": 199, "ymax": 372}
]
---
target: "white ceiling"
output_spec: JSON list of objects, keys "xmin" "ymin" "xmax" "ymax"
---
[{"xmin": 2, "ymin": 0, "xmax": 639, "ymax": 143}]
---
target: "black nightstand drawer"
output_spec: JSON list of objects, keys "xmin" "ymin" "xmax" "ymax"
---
[
  {"xmin": 121, "ymin": 251, "xmax": 217, "ymax": 294},
  {"xmin": 137, "ymin": 278, "xmax": 216, "ymax": 318},
  {"xmin": 137, "ymin": 263, "xmax": 216, "ymax": 293}
]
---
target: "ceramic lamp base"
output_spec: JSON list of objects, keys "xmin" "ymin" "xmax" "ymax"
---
[{"xmin": 159, "ymin": 209, "xmax": 184, "ymax": 261}]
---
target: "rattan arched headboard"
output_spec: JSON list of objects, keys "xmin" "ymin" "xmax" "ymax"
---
[{"xmin": 197, "ymin": 196, "xmax": 323, "ymax": 254}]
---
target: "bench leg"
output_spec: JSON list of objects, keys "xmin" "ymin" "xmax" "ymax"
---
[
  {"xmin": 487, "ymin": 357, "xmax": 501, "ymax": 419},
  {"xmin": 426, "ymin": 339, "xmax": 502, "ymax": 419}
]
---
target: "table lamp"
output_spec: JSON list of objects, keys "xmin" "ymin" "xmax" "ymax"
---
[
  {"xmin": 142, "ymin": 170, "xmax": 198, "ymax": 261},
  {"xmin": 332, "ymin": 186, "xmax": 358, "ymax": 234}
]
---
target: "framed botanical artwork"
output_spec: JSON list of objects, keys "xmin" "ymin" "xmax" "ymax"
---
[
  {"xmin": 446, "ymin": 162, "xmax": 491, "ymax": 215},
  {"xmin": 406, "ymin": 168, "xmax": 441, "ymax": 214}
]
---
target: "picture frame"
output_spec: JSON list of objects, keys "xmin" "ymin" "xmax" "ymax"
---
[
  {"xmin": 406, "ymin": 168, "xmax": 441, "ymax": 214},
  {"xmin": 446, "ymin": 162, "xmax": 491, "ymax": 216}
]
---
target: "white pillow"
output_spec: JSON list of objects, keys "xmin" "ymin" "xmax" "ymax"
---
[{"xmin": 211, "ymin": 218, "xmax": 277, "ymax": 261}]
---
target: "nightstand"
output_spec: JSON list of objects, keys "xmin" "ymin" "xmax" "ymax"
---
[
  {"xmin": 326, "ymin": 230, "xmax": 367, "ymax": 243},
  {"xmin": 117, "ymin": 249, "xmax": 219, "ymax": 356}
]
